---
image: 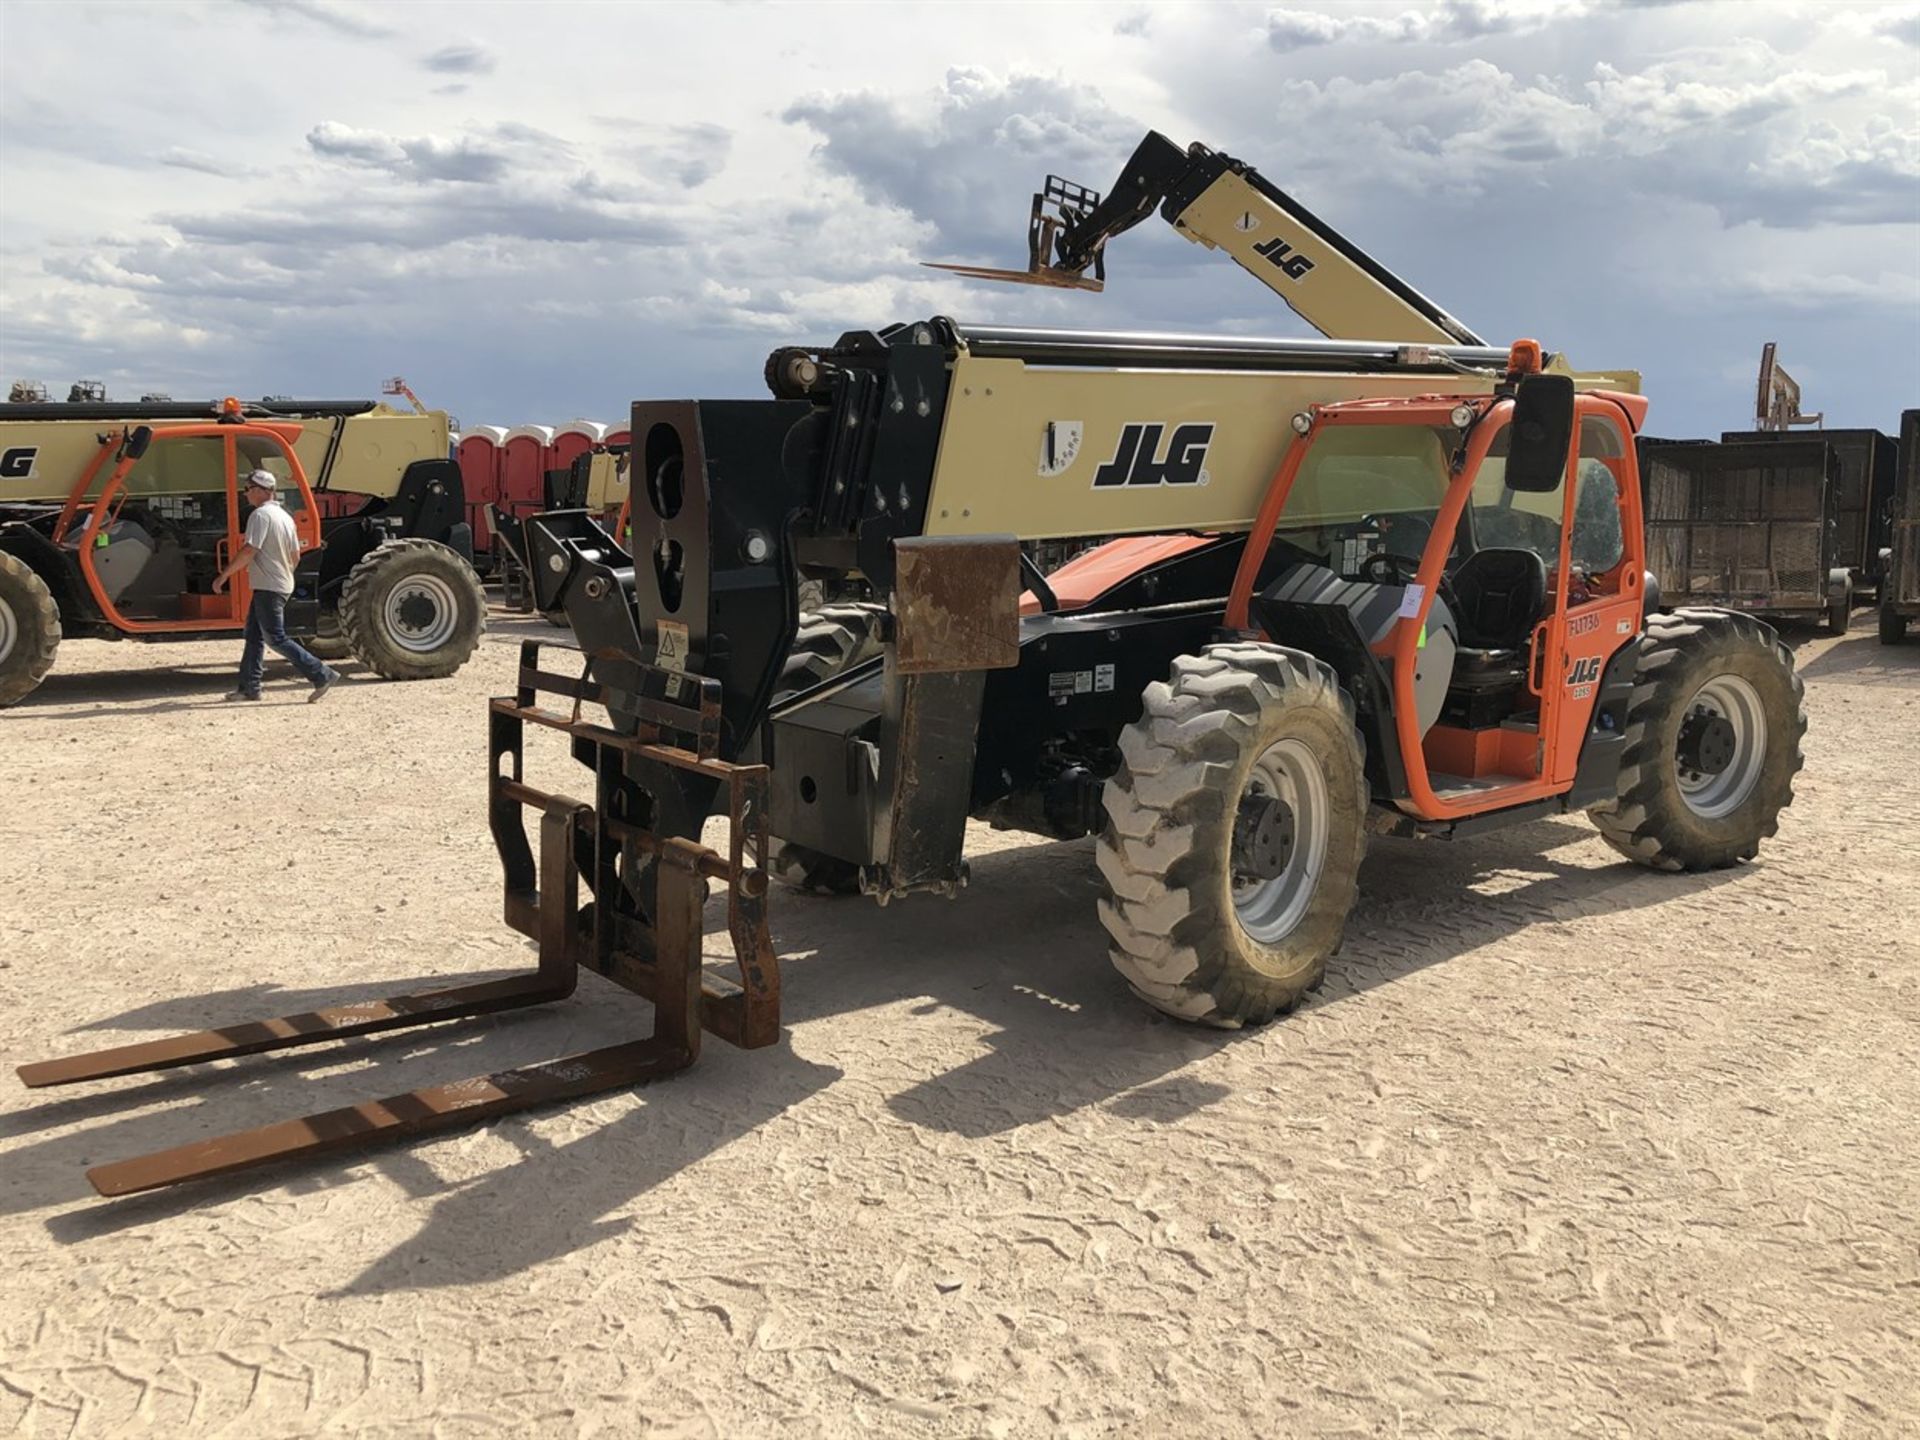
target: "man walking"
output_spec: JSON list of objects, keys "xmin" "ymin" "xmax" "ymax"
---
[{"xmin": 213, "ymin": 469, "xmax": 340, "ymax": 702}]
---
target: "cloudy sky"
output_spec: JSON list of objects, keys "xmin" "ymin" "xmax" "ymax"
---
[{"xmin": 1, "ymin": 0, "xmax": 1915, "ymax": 437}]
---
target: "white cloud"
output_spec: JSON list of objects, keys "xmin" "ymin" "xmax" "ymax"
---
[
  {"xmin": 1879, "ymin": 9, "xmax": 1920, "ymax": 44},
  {"xmin": 156, "ymin": 147, "xmax": 264, "ymax": 180},
  {"xmin": 1267, "ymin": 0, "xmax": 1594, "ymax": 49},
  {"xmin": 785, "ymin": 67, "xmax": 1144, "ymax": 254},
  {"xmin": 241, "ymin": 0, "xmax": 394, "ymax": 39}
]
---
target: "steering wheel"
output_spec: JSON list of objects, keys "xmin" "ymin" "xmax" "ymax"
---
[
  {"xmin": 1358, "ymin": 546, "xmax": 1464, "ymax": 624},
  {"xmin": 1360, "ymin": 551, "xmax": 1420, "ymax": 585}
]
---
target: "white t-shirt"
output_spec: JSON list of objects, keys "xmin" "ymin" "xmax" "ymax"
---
[{"xmin": 243, "ymin": 498, "xmax": 301, "ymax": 596}]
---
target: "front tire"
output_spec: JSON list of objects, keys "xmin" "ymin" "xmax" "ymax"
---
[
  {"xmin": 1880, "ymin": 601, "xmax": 1910, "ymax": 646},
  {"xmin": 1825, "ymin": 588, "xmax": 1851, "ymax": 636},
  {"xmin": 0, "ymin": 551, "xmax": 61, "ymax": 707},
  {"xmin": 1587, "ymin": 608, "xmax": 1805, "ymax": 872},
  {"xmin": 338, "ymin": 538, "xmax": 486, "ymax": 680},
  {"xmin": 1097, "ymin": 643, "xmax": 1368, "ymax": 1029},
  {"xmin": 308, "ymin": 607, "xmax": 350, "ymax": 661}
]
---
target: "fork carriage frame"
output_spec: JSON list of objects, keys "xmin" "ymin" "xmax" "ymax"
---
[{"xmin": 18, "ymin": 641, "xmax": 779, "ymax": 1197}]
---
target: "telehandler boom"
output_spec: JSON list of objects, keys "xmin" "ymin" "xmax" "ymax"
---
[{"xmin": 930, "ymin": 130, "xmax": 1482, "ymax": 347}]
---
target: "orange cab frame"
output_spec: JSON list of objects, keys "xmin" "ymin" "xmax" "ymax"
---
[
  {"xmin": 53, "ymin": 422, "xmax": 322, "ymax": 635},
  {"xmin": 1226, "ymin": 384, "xmax": 1651, "ymax": 824}
]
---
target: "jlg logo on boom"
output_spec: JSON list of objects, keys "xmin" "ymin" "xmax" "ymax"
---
[
  {"xmin": 0, "ymin": 446, "xmax": 36, "ymax": 480},
  {"xmin": 1092, "ymin": 423, "xmax": 1215, "ymax": 488},
  {"xmin": 1253, "ymin": 236, "xmax": 1315, "ymax": 281}
]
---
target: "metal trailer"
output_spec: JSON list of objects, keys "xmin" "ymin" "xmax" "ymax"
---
[
  {"xmin": 1640, "ymin": 437, "xmax": 1850, "ymax": 633},
  {"xmin": 1720, "ymin": 427, "xmax": 1897, "ymax": 600},
  {"xmin": 1882, "ymin": 410, "xmax": 1920, "ymax": 644}
]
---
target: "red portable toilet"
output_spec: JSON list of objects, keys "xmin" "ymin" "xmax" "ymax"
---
[
  {"xmin": 500, "ymin": 425, "xmax": 554, "ymax": 518},
  {"xmin": 456, "ymin": 425, "xmax": 506, "ymax": 558},
  {"xmin": 550, "ymin": 420, "xmax": 607, "ymax": 473}
]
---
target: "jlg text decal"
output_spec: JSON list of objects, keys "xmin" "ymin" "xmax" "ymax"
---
[
  {"xmin": 1253, "ymin": 236, "xmax": 1315, "ymax": 281},
  {"xmin": 1092, "ymin": 423, "xmax": 1214, "ymax": 489}
]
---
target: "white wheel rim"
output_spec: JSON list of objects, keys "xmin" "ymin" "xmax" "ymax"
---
[
  {"xmin": 0, "ymin": 593, "xmax": 16, "ymax": 665},
  {"xmin": 1233, "ymin": 737, "xmax": 1331, "ymax": 944},
  {"xmin": 383, "ymin": 574, "xmax": 460, "ymax": 653},
  {"xmin": 1677, "ymin": 674, "xmax": 1767, "ymax": 819}
]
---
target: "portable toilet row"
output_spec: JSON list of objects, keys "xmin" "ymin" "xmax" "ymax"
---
[{"xmin": 452, "ymin": 420, "xmax": 625, "ymax": 571}]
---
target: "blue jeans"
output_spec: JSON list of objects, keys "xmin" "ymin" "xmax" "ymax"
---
[{"xmin": 239, "ymin": 591, "xmax": 331, "ymax": 694}]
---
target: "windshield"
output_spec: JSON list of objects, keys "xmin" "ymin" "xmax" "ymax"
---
[
  {"xmin": 1278, "ymin": 425, "xmax": 1453, "ymax": 531},
  {"xmin": 1270, "ymin": 409, "xmax": 1631, "ymax": 585},
  {"xmin": 1275, "ymin": 423, "xmax": 1460, "ymax": 569}
]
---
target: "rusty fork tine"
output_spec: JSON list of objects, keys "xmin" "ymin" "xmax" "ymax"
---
[
  {"xmin": 16, "ymin": 975, "xmax": 568, "ymax": 1089},
  {"xmin": 85, "ymin": 1038, "xmax": 689, "ymax": 1198}
]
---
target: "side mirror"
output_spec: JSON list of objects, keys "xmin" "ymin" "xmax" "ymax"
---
[
  {"xmin": 123, "ymin": 425, "xmax": 153, "ymax": 461},
  {"xmin": 1503, "ymin": 375, "xmax": 1575, "ymax": 492}
]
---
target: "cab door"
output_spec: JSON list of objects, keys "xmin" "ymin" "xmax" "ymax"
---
[
  {"xmin": 1542, "ymin": 406, "xmax": 1647, "ymax": 786},
  {"xmin": 233, "ymin": 425, "xmax": 324, "ymax": 631},
  {"xmin": 1462, "ymin": 400, "xmax": 1647, "ymax": 791}
]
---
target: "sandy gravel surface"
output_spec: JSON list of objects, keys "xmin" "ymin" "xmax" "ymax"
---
[{"xmin": 1, "ymin": 611, "xmax": 1916, "ymax": 1438}]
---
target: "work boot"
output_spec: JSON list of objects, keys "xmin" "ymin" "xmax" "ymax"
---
[
  {"xmin": 308, "ymin": 670, "xmax": 341, "ymax": 704},
  {"xmin": 224, "ymin": 689, "xmax": 261, "ymax": 702}
]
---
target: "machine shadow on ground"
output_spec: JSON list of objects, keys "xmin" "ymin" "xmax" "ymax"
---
[
  {"xmin": 1795, "ymin": 628, "xmax": 1920, "ymax": 682},
  {"xmin": 17, "ymin": 806, "xmax": 1744, "ymax": 1291},
  {"xmin": 0, "ymin": 603, "xmax": 547, "ymax": 718},
  {"xmin": 7, "ymin": 657, "xmax": 380, "ymax": 717}
]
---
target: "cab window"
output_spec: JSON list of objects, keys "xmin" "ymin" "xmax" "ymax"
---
[
  {"xmin": 1468, "ymin": 415, "xmax": 1627, "ymax": 577},
  {"xmin": 1276, "ymin": 424, "xmax": 1455, "ymax": 566},
  {"xmin": 236, "ymin": 435, "xmax": 307, "ymax": 520},
  {"xmin": 119, "ymin": 435, "xmax": 232, "ymax": 531}
]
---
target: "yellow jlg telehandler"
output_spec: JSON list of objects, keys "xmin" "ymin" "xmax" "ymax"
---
[
  {"xmin": 19, "ymin": 134, "xmax": 1802, "ymax": 1197},
  {"xmin": 0, "ymin": 395, "xmax": 486, "ymax": 703}
]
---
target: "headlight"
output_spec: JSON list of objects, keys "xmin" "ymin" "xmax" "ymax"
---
[
  {"xmin": 1450, "ymin": 403, "xmax": 1477, "ymax": 429},
  {"xmin": 1290, "ymin": 411, "xmax": 1314, "ymax": 435}
]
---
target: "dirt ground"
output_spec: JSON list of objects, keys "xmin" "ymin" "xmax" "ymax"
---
[{"xmin": 1, "ymin": 608, "xmax": 1916, "ymax": 1438}]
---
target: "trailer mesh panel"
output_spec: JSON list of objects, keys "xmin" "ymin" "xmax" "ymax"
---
[
  {"xmin": 1721, "ymin": 427, "xmax": 1895, "ymax": 572},
  {"xmin": 1642, "ymin": 441, "xmax": 1831, "ymax": 607}
]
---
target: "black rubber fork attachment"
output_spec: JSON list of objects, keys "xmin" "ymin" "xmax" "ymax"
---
[{"xmin": 15, "ymin": 797, "xmax": 709, "ymax": 1199}]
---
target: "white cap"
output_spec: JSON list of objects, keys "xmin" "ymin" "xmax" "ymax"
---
[{"xmin": 244, "ymin": 468, "xmax": 276, "ymax": 491}]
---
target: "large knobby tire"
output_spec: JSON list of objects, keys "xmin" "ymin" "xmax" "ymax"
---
[
  {"xmin": 1587, "ymin": 608, "xmax": 1805, "ymax": 872},
  {"xmin": 1097, "ymin": 643, "xmax": 1368, "ymax": 1029},
  {"xmin": 764, "ymin": 602, "xmax": 887, "ymax": 896},
  {"xmin": 338, "ymin": 538, "xmax": 486, "ymax": 680},
  {"xmin": 1880, "ymin": 602, "xmax": 1910, "ymax": 646},
  {"xmin": 0, "ymin": 551, "xmax": 61, "ymax": 707},
  {"xmin": 308, "ymin": 608, "xmax": 350, "ymax": 661}
]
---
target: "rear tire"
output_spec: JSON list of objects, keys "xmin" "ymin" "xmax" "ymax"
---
[
  {"xmin": 1587, "ymin": 608, "xmax": 1805, "ymax": 872},
  {"xmin": 1097, "ymin": 642, "xmax": 1368, "ymax": 1029},
  {"xmin": 1880, "ymin": 602, "xmax": 1909, "ymax": 646},
  {"xmin": 308, "ymin": 608, "xmax": 350, "ymax": 661},
  {"xmin": 338, "ymin": 538, "xmax": 486, "ymax": 680},
  {"xmin": 763, "ymin": 602, "xmax": 888, "ymax": 896},
  {"xmin": 0, "ymin": 551, "xmax": 61, "ymax": 707},
  {"xmin": 1825, "ymin": 589, "xmax": 1851, "ymax": 636}
]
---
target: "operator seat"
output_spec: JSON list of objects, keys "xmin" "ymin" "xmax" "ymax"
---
[{"xmin": 1447, "ymin": 547, "xmax": 1548, "ymax": 688}]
